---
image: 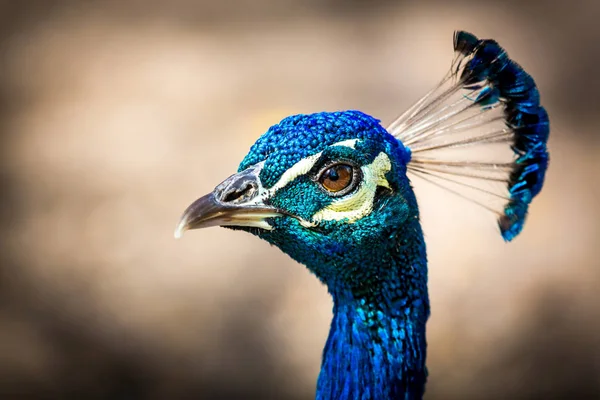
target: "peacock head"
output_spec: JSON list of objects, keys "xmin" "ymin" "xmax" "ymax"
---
[
  {"xmin": 175, "ymin": 111, "xmax": 418, "ymax": 285},
  {"xmin": 175, "ymin": 31, "xmax": 550, "ymax": 288}
]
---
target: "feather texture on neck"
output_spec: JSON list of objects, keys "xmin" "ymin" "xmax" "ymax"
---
[{"xmin": 316, "ymin": 218, "xmax": 429, "ymax": 400}]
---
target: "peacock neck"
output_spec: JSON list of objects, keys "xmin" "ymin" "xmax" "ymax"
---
[{"xmin": 316, "ymin": 221, "xmax": 429, "ymax": 400}]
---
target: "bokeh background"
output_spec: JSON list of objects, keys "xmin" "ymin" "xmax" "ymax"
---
[{"xmin": 1, "ymin": 0, "xmax": 599, "ymax": 399}]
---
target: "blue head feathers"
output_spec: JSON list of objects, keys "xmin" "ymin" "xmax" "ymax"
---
[
  {"xmin": 175, "ymin": 30, "xmax": 549, "ymax": 400},
  {"xmin": 237, "ymin": 111, "xmax": 419, "ymax": 288},
  {"xmin": 239, "ymin": 111, "xmax": 412, "ymax": 186}
]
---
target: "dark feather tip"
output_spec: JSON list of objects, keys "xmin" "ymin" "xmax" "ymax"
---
[
  {"xmin": 461, "ymin": 40, "xmax": 509, "ymax": 85},
  {"xmin": 499, "ymin": 200, "xmax": 528, "ymax": 241},
  {"xmin": 453, "ymin": 31, "xmax": 480, "ymax": 55},
  {"xmin": 494, "ymin": 61, "xmax": 536, "ymax": 99},
  {"xmin": 508, "ymin": 107, "xmax": 550, "ymax": 153}
]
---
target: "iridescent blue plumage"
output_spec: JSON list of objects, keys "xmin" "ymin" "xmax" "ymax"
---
[
  {"xmin": 176, "ymin": 30, "xmax": 549, "ymax": 400},
  {"xmin": 237, "ymin": 112, "xmax": 429, "ymax": 399},
  {"xmin": 452, "ymin": 31, "xmax": 550, "ymax": 240}
]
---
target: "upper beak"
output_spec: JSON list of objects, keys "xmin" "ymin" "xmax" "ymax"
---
[{"xmin": 174, "ymin": 163, "xmax": 285, "ymax": 238}]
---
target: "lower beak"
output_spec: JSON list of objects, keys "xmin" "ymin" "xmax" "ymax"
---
[{"xmin": 174, "ymin": 192, "xmax": 283, "ymax": 238}]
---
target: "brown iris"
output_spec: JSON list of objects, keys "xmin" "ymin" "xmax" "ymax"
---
[{"xmin": 319, "ymin": 163, "xmax": 354, "ymax": 193}]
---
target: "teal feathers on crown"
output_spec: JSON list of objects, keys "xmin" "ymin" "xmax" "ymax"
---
[{"xmin": 175, "ymin": 31, "xmax": 549, "ymax": 400}]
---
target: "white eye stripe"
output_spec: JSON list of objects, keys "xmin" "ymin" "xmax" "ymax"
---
[
  {"xmin": 268, "ymin": 152, "xmax": 323, "ymax": 194},
  {"xmin": 332, "ymin": 139, "xmax": 359, "ymax": 149},
  {"xmin": 266, "ymin": 139, "xmax": 363, "ymax": 194}
]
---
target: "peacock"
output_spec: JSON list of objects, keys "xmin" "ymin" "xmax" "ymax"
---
[{"xmin": 175, "ymin": 31, "xmax": 549, "ymax": 400}]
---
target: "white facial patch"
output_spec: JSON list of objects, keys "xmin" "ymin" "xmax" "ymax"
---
[
  {"xmin": 312, "ymin": 152, "xmax": 392, "ymax": 224},
  {"xmin": 233, "ymin": 139, "xmax": 363, "ymax": 229},
  {"xmin": 259, "ymin": 141, "xmax": 391, "ymax": 226}
]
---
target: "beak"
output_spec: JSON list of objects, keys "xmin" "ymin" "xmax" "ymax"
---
[{"xmin": 174, "ymin": 162, "xmax": 285, "ymax": 238}]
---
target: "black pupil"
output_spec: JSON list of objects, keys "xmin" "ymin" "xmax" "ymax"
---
[{"xmin": 328, "ymin": 168, "xmax": 340, "ymax": 181}]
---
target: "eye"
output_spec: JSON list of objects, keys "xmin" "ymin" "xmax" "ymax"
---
[{"xmin": 317, "ymin": 162, "xmax": 361, "ymax": 196}]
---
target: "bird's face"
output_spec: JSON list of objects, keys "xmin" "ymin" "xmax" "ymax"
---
[{"xmin": 176, "ymin": 111, "xmax": 417, "ymax": 284}]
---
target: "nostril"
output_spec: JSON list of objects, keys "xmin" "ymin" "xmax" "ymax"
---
[{"xmin": 222, "ymin": 182, "xmax": 256, "ymax": 204}]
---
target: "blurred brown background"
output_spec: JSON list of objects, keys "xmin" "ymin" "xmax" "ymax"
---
[{"xmin": 0, "ymin": 0, "xmax": 599, "ymax": 399}]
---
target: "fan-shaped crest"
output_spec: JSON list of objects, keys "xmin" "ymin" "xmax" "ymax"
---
[{"xmin": 389, "ymin": 31, "xmax": 549, "ymax": 241}]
